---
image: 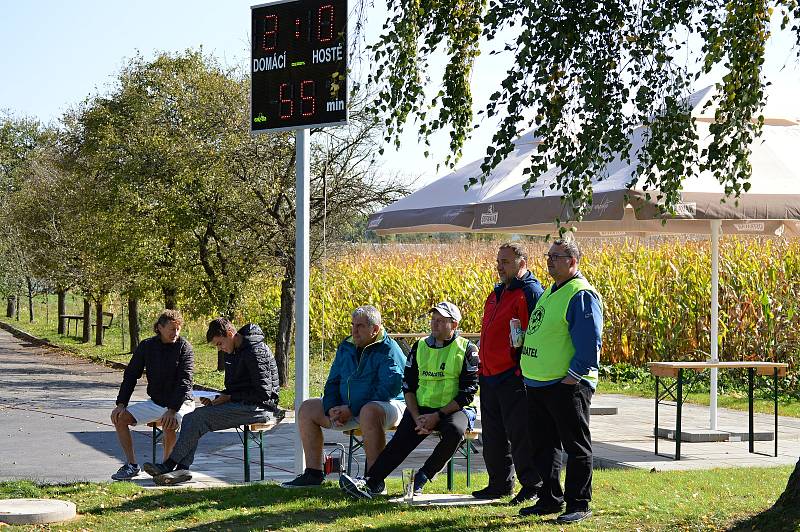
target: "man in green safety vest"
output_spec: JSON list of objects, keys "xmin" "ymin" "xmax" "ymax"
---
[
  {"xmin": 518, "ymin": 239, "xmax": 603, "ymax": 525},
  {"xmin": 339, "ymin": 301, "xmax": 479, "ymax": 499}
]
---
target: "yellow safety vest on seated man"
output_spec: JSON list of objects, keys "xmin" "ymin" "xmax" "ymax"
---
[
  {"xmin": 520, "ymin": 277, "xmax": 600, "ymax": 386},
  {"xmin": 416, "ymin": 335, "xmax": 471, "ymax": 409}
]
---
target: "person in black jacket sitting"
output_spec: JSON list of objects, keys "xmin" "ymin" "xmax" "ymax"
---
[
  {"xmin": 111, "ymin": 309, "xmax": 195, "ymax": 481},
  {"xmin": 142, "ymin": 317, "xmax": 282, "ymax": 486}
]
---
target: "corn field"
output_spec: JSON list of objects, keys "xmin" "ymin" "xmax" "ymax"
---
[{"xmin": 240, "ymin": 238, "xmax": 800, "ymax": 377}]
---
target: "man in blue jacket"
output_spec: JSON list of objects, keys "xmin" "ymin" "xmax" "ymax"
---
[{"xmin": 283, "ymin": 305, "xmax": 406, "ymax": 488}]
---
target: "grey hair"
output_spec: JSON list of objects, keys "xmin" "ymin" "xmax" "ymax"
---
[
  {"xmin": 553, "ymin": 238, "xmax": 581, "ymax": 262},
  {"xmin": 352, "ymin": 305, "xmax": 382, "ymax": 327}
]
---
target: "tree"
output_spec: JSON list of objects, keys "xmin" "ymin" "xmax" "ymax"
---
[
  {"xmin": 0, "ymin": 114, "xmax": 55, "ymax": 321},
  {"xmin": 365, "ymin": 0, "xmax": 800, "ymax": 225},
  {"xmin": 364, "ymin": 0, "xmax": 800, "ymax": 512}
]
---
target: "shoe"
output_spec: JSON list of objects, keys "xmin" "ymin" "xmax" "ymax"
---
[
  {"xmin": 281, "ymin": 469, "xmax": 324, "ymax": 488},
  {"xmin": 142, "ymin": 462, "xmax": 174, "ymax": 478},
  {"xmin": 413, "ymin": 471, "xmax": 429, "ymax": 495},
  {"xmin": 472, "ymin": 485, "xmax": 513, "ymax": 499},
  {"xmin": 556, "ymin": 509, "xmax": 592, "ymax": 524},
  {"xmin": 519, "ymin": 502, "xmax": 565, "ymax": 516},
  {"xmin": 111, "ymin": 463, "xmax": 140, "ymax": 481},
  {"xmin": 339, "ymin": 473, "xmax": 373, "ymax": 500},
  {"xmin": 509, "ymin": 485, "xmax": 538, "ymax": 505},
  {"xmin": 153, "ymin": 469, "xmax": 192, "ymax": 486}
]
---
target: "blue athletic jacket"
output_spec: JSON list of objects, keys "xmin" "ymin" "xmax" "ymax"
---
[{"xmin": 322, "ymin": 328, "xmax": 406, "ymax": 417}]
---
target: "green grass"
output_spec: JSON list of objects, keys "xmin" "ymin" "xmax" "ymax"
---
[{"xmin": 0, "ymin": 467, "xmax": 796, "ymax": 531}]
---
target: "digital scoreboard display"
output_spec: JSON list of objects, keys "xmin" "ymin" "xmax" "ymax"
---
[{"xmin": 251, "ymin": 0, "xmax": 348, "ymax": 133}]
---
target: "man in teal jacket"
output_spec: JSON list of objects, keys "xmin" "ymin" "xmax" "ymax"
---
[{"xmin": 283, "ymin": 305, "xmax": 406, "ymax": 488}]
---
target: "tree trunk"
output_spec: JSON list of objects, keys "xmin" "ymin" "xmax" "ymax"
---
[
  {"xmin": 128, "ymin": 297, "xmax": 140, "ymax": 352},
  {"xmin": 275, "ymin": 264, "xmax": 296, "ymax": 388},
  {"xmin": 26, "ymin": 276, "xmax": 34, "ymax": 323},
  {"xmin": 15, "ymin": 293, "xmax": 20, "ymax": 320},
  {"xmin": 775, "ymin": 458, "xmax": 800, "ymax": 508},
  {"xmin": 6, "ymin": 296, "xmax": 15, "ymax": 318},
  {"xmin": 57, "ymin": 290, "xmax": 66, "ymax": 334},
  {"xmin": 162, "ymin": 286, "xmax": 177, "ymax": 310},
  {"xmin": 95, "ymin": 298, "xmax": 104, "ymax": 346},
  {"xmin": 81, "ymin": 298, "xmax": 91, "ymax": 343}
]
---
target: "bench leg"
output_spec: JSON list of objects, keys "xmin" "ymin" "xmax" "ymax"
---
[
  {"xmin": 675, "ymin": 369, "xmax": 683, "ymax": 460},
  {"xmin": 774, "ymin": 368, "xmax": 779, "ymax": 457},
  {"xmin": 244, "ymin": 425, "xmax": 251, "ymax": 483},
  {"xmin": 347, "ymin": 432, "xmax": 355, "ymax": 476},
  {"xmin": 260, "ymin": 431, "xmax": 265, "ymax": 481},
  {"xmin": 466, "ymin": 440, "xmax": 472, "ymax": 487},
  {"xmin": 748, "ymin": 368, "xmax": 755, "ymax": 453},
  {"xmin": 654, "ymin": 376, "xmax": 659, "ymax": 456}
]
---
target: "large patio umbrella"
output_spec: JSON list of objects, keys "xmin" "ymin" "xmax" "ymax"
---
[
  {"xmin": 468, "ymin": 92, "xmax": 800, "ymax": 428},
  {"xmin": 367, "ymin": 131, "xmax": 541, "ymax": 233},
  {"xmin": 369, "ymin": 84, "xmax": 800, "ymax": 429}
]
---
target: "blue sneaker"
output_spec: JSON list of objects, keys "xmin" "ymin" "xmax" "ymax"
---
[{"xmin": 111, "ymin": 463, "xmax": 140, "ymax": 480}]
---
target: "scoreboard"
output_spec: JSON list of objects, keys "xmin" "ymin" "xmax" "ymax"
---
[{"xmin": 251, "ymin": 0, "xmax": 348, "ymax": 133}]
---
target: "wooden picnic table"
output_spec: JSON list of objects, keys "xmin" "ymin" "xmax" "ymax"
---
[
  {"xmin": 60, "ymin": 314, "xmax": 84, "ymax": 337},
  {"xmin": 647, "ymin": 361, "xmax": 788, "ymax": 460}
]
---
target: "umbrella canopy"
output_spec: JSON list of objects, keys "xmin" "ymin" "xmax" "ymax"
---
[
  {"xmin": 471, "ymin": 120, "xmax": 800, "ymax": 236},
  {"xmin": 367, "ymin": 131, "xmax": 541, "ymax": 233}
]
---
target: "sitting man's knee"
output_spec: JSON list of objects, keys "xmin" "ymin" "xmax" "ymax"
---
[{"xmin": 359, "ymin": 402, "xmax": 386, "ymax": 428}]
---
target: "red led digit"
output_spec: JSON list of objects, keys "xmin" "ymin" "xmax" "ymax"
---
[
  {"xmin": 279, "ymin": 83, "xmax": 293, "ymax": 119},
  {"xmin": 318, "ymin": 4, "xmax": 334, "ymax": 43},
  {"xmin": 300, "ymin": 80, "xmax": 316, "ymax": 117},
  {"xmin": 262, "ymin": 14, "xmax": 278, "ymax": 52},
  {"xmin": 295, "ymin": 17, "xmax": 301, "ymax": 40}
]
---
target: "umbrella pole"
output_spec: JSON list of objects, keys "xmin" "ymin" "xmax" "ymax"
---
[{"xmin": 710, "ymin": 220, "xmax": 721, "ymax": 430}]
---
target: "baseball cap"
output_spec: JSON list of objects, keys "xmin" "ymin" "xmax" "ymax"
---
[{"xmin": 429, "ymin": 301, "xmax": 462, "ymax": 322}]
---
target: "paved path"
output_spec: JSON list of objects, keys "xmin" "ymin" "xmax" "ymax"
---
[{"xmin": 0, "ymin": 326, "xmax": 798, "ymax": 490}]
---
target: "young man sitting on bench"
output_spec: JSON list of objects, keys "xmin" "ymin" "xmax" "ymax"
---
[
  {"xmin": 339, "ymin": 302, "xmax": 479, "ymax": 499},
  {"xmin": 141, "ymin": 317, "xmax": 281, "ymax": 486}
]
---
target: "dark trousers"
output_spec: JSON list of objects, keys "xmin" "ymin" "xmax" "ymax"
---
[
  {"xmin": 366, "ymin": 407, "xmax": 468, "ymax": 484},
  {"xmin": 527, "ymin": 382, "xmax": 593, "ymax": 511},
  {"xmin": 169, "ymin": 402, "xmax": 273, "ymax": 468},
  {"xmin": 479, "ymin": 374, "xmax": 540, "ymax": 490}
]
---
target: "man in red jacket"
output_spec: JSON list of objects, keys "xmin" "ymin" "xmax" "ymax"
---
[{"xmin": 473, "ymin": 242, "xmax": 544, "ymax": 504}]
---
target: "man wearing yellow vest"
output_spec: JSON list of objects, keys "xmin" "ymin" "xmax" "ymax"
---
[
  {"xmin": 518, "ymin": 239, "xmax": 602, "ymax": 525},
  {"xmin": 339, "ymin": 301, "xmax": 479, "ymax": 499}
]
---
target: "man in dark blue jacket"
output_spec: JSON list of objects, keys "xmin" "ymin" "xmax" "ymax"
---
[
  {"xmin": 283, "ymin": 305, "xmax": 406, "ymax": 488},
  {"xmin": 142, "ymin": 317, "xmax": 281, "ymax": 486}
]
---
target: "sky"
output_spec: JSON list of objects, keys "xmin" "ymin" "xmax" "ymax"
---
[{"xmin": 1, "ymin": 1, "xmax": 798, "ymax": 190}]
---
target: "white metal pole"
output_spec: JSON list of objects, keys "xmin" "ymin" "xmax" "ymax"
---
[
  {"xmin": 294, "ymin": 128, "xmax": 311, "ymax": 474},
  {"xmin": 710, "ymin": 219, "xmax": 721, "ymax": 430}
]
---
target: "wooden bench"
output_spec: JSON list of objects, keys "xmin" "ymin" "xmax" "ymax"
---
[
  {"xmin": 91, "ymin": 311, "xmax": 115, "ymax": 333},
  {"xmin": 647, "ymin": 361, "xmax": 788, "ymax": 460},
  {"xmin": 147, "ymin": 414, "xmax": 283, "ymax": 483},
  {"xmin": 344, "ymin": 425, "xmax": 481, "ymax": 491}
]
